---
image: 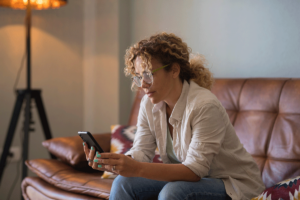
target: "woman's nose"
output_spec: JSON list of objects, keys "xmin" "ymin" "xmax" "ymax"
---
[{"xmin": 141, "ymin": 77, "xmax": 151, "ymax": 88}]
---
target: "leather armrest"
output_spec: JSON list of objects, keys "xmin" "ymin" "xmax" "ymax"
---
[
  {"xmin": 22, "ymin": 177, "xmax": 101, "ymax": 200},
  {"xmin": 25, "ymin": 159, "xmax": 112, "ymax": 199},
  {"xmin": 42, "ymin": 133, "xmax": 111, "ymax": 169}
]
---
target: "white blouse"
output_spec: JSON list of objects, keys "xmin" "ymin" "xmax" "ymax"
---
[{"xmin": 125, "ymin": 80, "xmax": 265, "ymax": 200}]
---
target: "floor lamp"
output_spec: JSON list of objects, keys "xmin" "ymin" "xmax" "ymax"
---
[{"xmin": 0, "ymin": 0, "xmax": 67, "ymax": 188}]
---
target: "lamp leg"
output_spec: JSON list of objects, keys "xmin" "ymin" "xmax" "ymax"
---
[
  {"xmin": 0, "ymin": 91, "xmax": 25, "ymax": 185},
  {"xmin": 21, "ymin": 92, "xmax": 31, "ymax": 183},
  {"xmin": 33, "ymin": 90, "xmax": 56, "ymax": 159},
  {"xmin": 0, "ymin": 89, "xmax": 55, "ymax": 200}
]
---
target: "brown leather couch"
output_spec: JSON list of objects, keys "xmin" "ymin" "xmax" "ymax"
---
[{"xmin": 21, "ymin": 78, "xmax": 300, "ymax": 200}]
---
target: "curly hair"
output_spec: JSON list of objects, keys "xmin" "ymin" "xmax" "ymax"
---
[{"xmin": 124, "ymin": 32, "xmax": 214, "ymax": 91}]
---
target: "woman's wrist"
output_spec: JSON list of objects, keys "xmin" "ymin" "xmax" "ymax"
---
[{"xmin": 134, "ymin": 160, "xmax": 143, "ymax": 177}]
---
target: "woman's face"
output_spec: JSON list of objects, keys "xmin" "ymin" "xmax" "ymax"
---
[{"xmin": 134, "ymin": 56, "xmax": 175, "ymax": 104}]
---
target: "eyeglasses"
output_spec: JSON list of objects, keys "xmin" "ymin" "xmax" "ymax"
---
[{"xmin": 132, "ymin": 64, "xmax": 169, "ymax": 87}]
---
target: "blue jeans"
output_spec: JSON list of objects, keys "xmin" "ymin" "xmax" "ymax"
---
[{"xmin": 109, "ymin": 175, "xmax": 231, "ymax": 200}]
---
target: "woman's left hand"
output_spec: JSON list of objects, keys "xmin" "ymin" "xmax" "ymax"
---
[{"xmin": 92, "ymin": 153, "xmax": 140, "ymax": 177}]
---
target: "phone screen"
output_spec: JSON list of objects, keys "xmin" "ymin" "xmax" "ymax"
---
[{"xmin": 78, "ymin": 131, "xmax": 104, "ymax": 153}]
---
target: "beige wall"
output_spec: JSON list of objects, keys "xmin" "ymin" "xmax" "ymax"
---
[
  {"xmin": 130, "ymin": 0, "xmax": 300, "ymax": 102},
  {"xmin": 118, "ymin": 0, "xmax": 133, "ymax": 125},
  {"xmin": 0, "ymin": 1, "xmax": 84, "ymax": 199},
  {"xmin": 83, "ymin": 0, "xmax": 120, "ymax": 133},
  {"xmin": 0, "ymin": 0, "xmax": 133, "ymax": 198},
  {"xmin": 131, "ymin": 0, "xmax": 300, "ymax": 78},
  {"xmin": 83, "ymin": 0, "xmax": 134, "ymax": 133}
]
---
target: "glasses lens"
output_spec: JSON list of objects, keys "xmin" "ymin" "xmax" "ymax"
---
[
  {"xmin": 133, "ymin": 76, "xmax": 142, "ymax": 87},
  {"xmin": 132, "ymin": 72, "xmax": 153, "ymax": 87},
  {"xmin": 143, "ymin": 72, "xmax": 152, "ymax": 84}
]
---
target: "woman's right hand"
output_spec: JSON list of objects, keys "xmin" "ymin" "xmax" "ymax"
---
[
  {"xmin": 83, "ymin": 142, "xmax": 97, "ymax": 167},
  {"xmin": 83, "ymin": 142, "xmax": 116, "ymax": 174}
]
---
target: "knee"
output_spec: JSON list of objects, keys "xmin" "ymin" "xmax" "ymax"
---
[
  {"xmin": 110, "ymin": 175, "xmax": 130, "ymax": 198},
  {"xmin": 111, "ymin": 175, "xmax": 132, "ymax": 192},
  {"xmin": 158, "ymin": 182, "xmax": 182, "ymax": 200},
  {"xmin": 110, "ymin": 175, "xmax": 142, "ymax": 199}
]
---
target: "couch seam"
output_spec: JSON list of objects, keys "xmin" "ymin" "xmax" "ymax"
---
[
  {"xmin": 264, "ymin": 79, "xmax": 289, "ymax": 154},
  {"xmin": 233, "ymin": 79, "xmax": 247, "ymax": 126},
  {"xmin": 261, "ymin": 79, "xmax": 290, "ymax": 175}
]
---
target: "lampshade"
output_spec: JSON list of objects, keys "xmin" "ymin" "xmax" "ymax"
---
[{"xmin": 0, "ymin": 0, "xmax": 67, "ymax": 10}]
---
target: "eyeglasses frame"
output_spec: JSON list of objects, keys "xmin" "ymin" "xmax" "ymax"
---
[{"xmin": 132, "ymin": 64, "xmax": 170, "ymax": 87}]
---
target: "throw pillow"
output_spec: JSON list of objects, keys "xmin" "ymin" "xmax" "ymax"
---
[
  {"xmin": 101, "ymin": 125, "xmax": 162, "ymax": 179},
  {"xmin": 251, "ymin": 176, "xmax": 300, "ymax": 200}
]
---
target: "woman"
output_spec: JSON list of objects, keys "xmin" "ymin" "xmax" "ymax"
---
[{"xmin": 83, "ymin": 32, "xmax": 265, "ymax": 200}]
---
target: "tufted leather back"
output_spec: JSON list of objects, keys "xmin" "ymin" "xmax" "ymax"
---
[
  {"xmin": 211, "ymin": 78, "xmax": 300, "ymax": 188},
  {"xmin": 128, "ymin": 78, "xmax": 300, "ymax": 188}
]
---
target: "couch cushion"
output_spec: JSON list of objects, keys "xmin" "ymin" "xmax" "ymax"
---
[
  {"xmin": 25, "ymin": 159, "xmax": 113, "ymax": 199},
  {"xmin": 211, "ymin": 78, "xmax": 300, "ymax": 188},
  {"xmin": 22, "ymin": 177, "xmax": 101, "ymax": 200},
  {"xmin": 42, "ymin": 133, "xmax": 111, "ymax": 170},
  {"xmin": 211, "ymin": 79, "xmax": 246, "ymax": 125}
]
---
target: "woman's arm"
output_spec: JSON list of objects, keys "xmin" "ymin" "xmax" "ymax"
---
[
  {"xmin": 94, "ymin": 153, "xmax": 200, "ymax": 182},
  {"xmin": 125, "ymin": 96, "xmax": 157, "ymax": 162},
  {"xmin": 138, "ymin": 162, "xmax": 201, "ymax": 182}
]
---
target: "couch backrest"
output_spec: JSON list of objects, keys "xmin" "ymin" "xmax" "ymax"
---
[
  {"xmin": 212, "ymin": 78, "xmax": 300, "ymax": 188},
  {"xmin": 129, "ymin": 78, "xmax": 300, "ymax": 188}
]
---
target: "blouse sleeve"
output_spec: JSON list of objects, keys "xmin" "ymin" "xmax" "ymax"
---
[
  {"xmin": 182, "ymin": 103, "xmax": 227, "ymax": 178},
  {"xmin": 125, "ymin": 96, "xmax": 157, "ymax": 163}
]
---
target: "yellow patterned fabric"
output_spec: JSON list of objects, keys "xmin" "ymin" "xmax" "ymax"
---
[{"xmin": 101, "ymin": 125, "xmax": 122, "ymax": 179}]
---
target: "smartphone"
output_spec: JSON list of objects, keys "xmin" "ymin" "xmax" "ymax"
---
[{"xmin": 78, "ymin": 131, "xmax": 104, "ymax": 153}]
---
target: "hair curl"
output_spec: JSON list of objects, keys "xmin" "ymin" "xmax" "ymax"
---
[{"xmin": 124, "ymin": 32, "xmax": 214, "ymax": 91}]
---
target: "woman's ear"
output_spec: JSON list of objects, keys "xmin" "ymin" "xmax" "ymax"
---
[{"xmin": 172, "ymin": 63, "xmax": 180, "ymax": 78}]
